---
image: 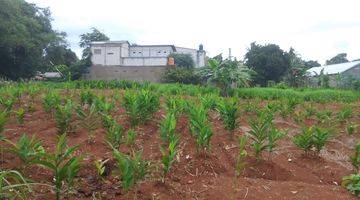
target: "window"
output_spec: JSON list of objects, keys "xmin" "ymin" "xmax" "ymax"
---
[
  {"xmin": 164, "ymin": 51, "xmax": 166, "ymax": 53},
  {"xmin": 158, "ymin": 51, "xmax": 161, "ymax": 53},
  {"xmin": 94, "ymin": 49, "xmax": 101, "ymax": 55},
  {"xmin": 133, "ymin": 51, "xmax": 136, "ymax": 54},
  {"xmin": 107, "ymin": 52, "xmax": 114, "ymax": 55}
]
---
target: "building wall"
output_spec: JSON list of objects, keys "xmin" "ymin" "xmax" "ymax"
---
[
  {"xmin": 122, "ymin": 57, "xmax": 168, "ymax": 66},
  {"xmin": 91, "ymin": 45, "xmax": 106, "ymax": 65},
  {"xmin": 105, "ymin": 46, "xmax": 121, "ymax": 65},
  {"xmin": 342, "ymin": 65, "xmax": 360, "ymax": 80},
  {"xmin": 307, "ymin": 65, "xmax": 360, "ymax": 87},
  {"xmin": 84, "ymin": 65, "xmax": 168, "ymax": 82},
  {"xmin": 129, "ymin": 46, "xmax": 174, "ymax": 57}
]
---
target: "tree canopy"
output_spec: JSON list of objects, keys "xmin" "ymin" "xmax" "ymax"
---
[
  {"xmin": 79, "ymin": 27, "xmax": 109, "ymax": 65},
  {"xmin": 0, "ymin": 0, "xmax": 65, "ymax": 80},
  {"xmin": 245, "ymin": 42, "xmax": 291, "ymax": 86},
  {"xmin": 326, "ymin": 53, "xmax": 349, "ymax": 65},
  {"xmin": 169, "ymin": 53, "xmax": 195, "ymax": 69}
]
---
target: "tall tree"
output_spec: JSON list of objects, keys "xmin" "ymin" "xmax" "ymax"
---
[
  {"xmin": 326, "ymin": 53, "xmax": 348, "ymax": 65},
  {"xmin": 0, "ymin": 0, "xmax": 62, "ymax": 80},
  {"xmin": 43, "ymin": 32, "xmax": 78, "ymax": 71},
  {"xmin": 79, "ymin": 28, "xmax": 109, "ymax": 66},
  {"xmin": 244, "ymin": 42, "xmax": 291, "ymax": 86}
]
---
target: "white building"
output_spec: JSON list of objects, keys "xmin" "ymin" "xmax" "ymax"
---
[{"xmin": 90, "ymin": 41, "xmax": 206, "ymax": 68}]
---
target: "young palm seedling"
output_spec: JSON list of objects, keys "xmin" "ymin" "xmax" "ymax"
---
[
  {"xmin": 293, "ymin": 126, "xmax": 330, "ymax": 157},
  {"xmin": 347, "ymin": 124, "xmax": 358, "ymax": 135},
  {"xmin": 159, "ymin": 113, "xmax": 177, "ymax": 143},
  {"xmin": 125, "ymin": 129, "xmax": 136, "ymax": 147},
  {"xmin": 112, "ymin": 149, "xmax": 148, "ymax": 191},
  {"xmin": 160, "ymin": 134, "xmax": 179, "ymax": 182},
  {"xmin": 106, "ymin": 123, "xmax": 123, "ymax": 149},
  {"xmin": 0, "ymin": 170, "xmax": 34, "ymax": 199},
  {"xmin": 235, "ymin": 135, "xmax": 248, "ymax": 177},
  {"xmin": 5, "ymin": 134, "xmax": 45, "ymax": 167},
  {"xmin": 188, "ymin": 104, "xmax": 213, "ymax": 153},
  {"xmin": 94, "ymin": 158, "xmax": 109, "ymax": 180},
  {"xmin": 122, "ymin": 89, "xmax": 159, "ymax": 128},
  {"xmin": 0, "ymin": 98, "xmax": 14, "ymax": 113},
  {"xmin": 76, "ymin": 104, "xmax": 101, "ymax": 143},
  {"xmin": 33, "ymin": 134, "xmax": 83, "ymax": 200},
  {"xmin": 217, "ymin": 98, "xmax": 239, "ymax": 134},
  {"xmin": 80, "ymin": 90, "xmax": 95, "ymax": 105},
  {"xmin": 336, "ymin": 106, "xmax": 353, "ymax": 123},
  {"xmin": 43, "ymin": 92, "xmax": 61, "ymax": 114},
  {"xmin": 342, "ymin": 174, "xmax": 360, "ymax": 197},
  {"xmin": 248, "ymin": 113, "xmax": 273, "ymax": 161},
  {"xmin": 54, "ymin": 100, "xmax": 73, "ymax": 134},
  {"xmin": 350, "ymin": 140, "xmax": 360, "ymax": 171},
  {"xmin": 0, "ymin": 111, "xmax": 7, "ymax": 134},
  {"xmin": 267, "ymin": 128, "xmax": 286, "ymax": 160}
]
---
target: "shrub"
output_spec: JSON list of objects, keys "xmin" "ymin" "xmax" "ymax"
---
[
  {"xmin": 162, "ymin": 68, "xmax": 201, "ymax": 85},
  {"xmin": 112, "ymin": 150, "xmax": 148, "ymax": 191},
  {"xmin": 5, "ymin": 134, "xmax": 45, "ymax": 166},
  {"xmin": 122, "ymin": 89, "xmax": 159, "ymax": 127},
  {"xmin": 342, "ymin": 174, "xmax": 360, "ymax": 197},
  {"xmin": 33, "ymin": 134, "xmax": 82, "ymax": 200},
  {"xmin": 217, "ymin": 98, "xmax": 239, "ymax": 132}
]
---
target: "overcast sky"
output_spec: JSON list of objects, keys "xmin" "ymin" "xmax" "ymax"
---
[{"xmin": 29, "ymin": 0, "xmax": 360, "ymax": 65}]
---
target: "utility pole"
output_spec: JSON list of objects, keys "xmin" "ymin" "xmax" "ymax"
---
[{"xmin": 228, "ymin": 48, "xmax": 232, "ymax": 61}]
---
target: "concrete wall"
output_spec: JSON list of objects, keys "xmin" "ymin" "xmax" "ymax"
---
[
  {"xmin": 129, "ymin": 46, "xmax": 174, "ymax": 57},
  {"xmin": 122, "ymin": 57, "xmax": 168, "ymax": 66},
  {"xmin": 84, "ymin": 65, "xmax": 168, "ymax": 82}
]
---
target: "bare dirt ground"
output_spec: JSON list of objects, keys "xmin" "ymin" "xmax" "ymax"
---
[{"xmin": 1, "ymin": 93, "xmax": 359, "ymax": 200}]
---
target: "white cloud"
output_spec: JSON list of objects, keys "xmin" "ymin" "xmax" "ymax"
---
[{"xmin": 29, "ymin": 0, "xmax": 360, "ymax": 64}]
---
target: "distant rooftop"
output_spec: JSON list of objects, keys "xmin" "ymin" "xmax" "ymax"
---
[{"xmin": 307, "ymin": 61, "xmax": 360, "ymax": 76}]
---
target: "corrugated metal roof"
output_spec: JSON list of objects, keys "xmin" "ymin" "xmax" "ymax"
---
[{"xmin": 307, "ymin": 61, "xmax": 360, "ymax": 76}]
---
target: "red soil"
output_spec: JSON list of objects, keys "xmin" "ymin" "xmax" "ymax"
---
[{"xmin": 1, "ymin": 92, "xmax": 359, "ymax": 199}]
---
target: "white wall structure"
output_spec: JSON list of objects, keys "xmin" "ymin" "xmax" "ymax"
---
[{"xmin": 90, "ymin": 41, "xmax": 206, "ymax": 68}]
